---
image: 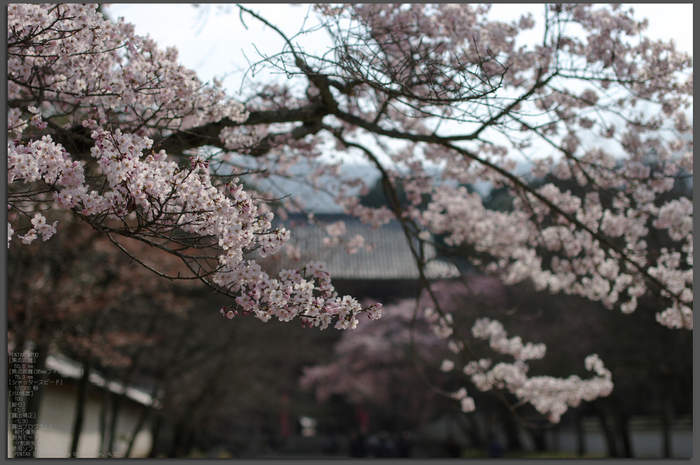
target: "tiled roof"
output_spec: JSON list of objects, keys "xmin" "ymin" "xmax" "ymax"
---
[
  {"xmin": 257, "ymin": 214, "xmax": 460, "ymax": 281},
  {"xmin": 46, "ymin": 354, "xmax": 157, "ymax": 407}
]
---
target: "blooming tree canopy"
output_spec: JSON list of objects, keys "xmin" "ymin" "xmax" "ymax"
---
[
  {"xmin": 7, "ymin": 4, "xmax": 692, "ymax": 422},
  {"xmin": 7, "ymin": 3, "xmax": 382, "ymax": 332}
]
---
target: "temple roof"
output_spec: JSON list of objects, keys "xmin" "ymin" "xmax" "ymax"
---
[{"xmin": 257, "ymin": 213, "xmax": 460, "ymax": 281}]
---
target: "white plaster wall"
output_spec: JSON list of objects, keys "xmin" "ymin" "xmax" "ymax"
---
[{"xmin": 8, "ymin": 384, "xmax": 152, "ymax": 458}]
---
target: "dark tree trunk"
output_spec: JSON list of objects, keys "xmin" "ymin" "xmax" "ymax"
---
[
  {"xmin": 528, "ymin": 427, "xmax": 547, "ymax": 452},
  {"xmin": 499, "ymin": 404, "xmax": 523, "ymax": 451},
  {"xmin": 184, "ymin": 425, "xmax": 197, "ymax": 456},
  {"xmin": 170, "ymin": 416, "xmax": 192, "ymax": 457},
  {"xmin": 660, "ymin": 401, "xmax": 671, "ymax": 458},
  {"xmin": 594, "ymin": 404, "xmax": 618, "ymax": 458},
  {"xmin": 148, "ymin": 413, "xmax": 162, "ymax": 458},
  {"xmin": 70, "ymin": 358, "xmax": 92, "ymax": 457},
  {"xmin": 169, "ymin": 417, "xmax": 183, "ymax": 457},
  {"xmin": 25, "ymin": 344, "xmax": 49, "ymax": 449},
  {"xmin": 615, "ymin": 413, "xmax": 633, "ymax": 458},
  {"xmin": 103, "ymin": 308, "xmax": 161, "ymax": 457},
  {"xmin": 167, "ymin": 326, "xmax": 237, "ymax": 458},
  {"xmin": 455, "ymin": 412, "xmax": 483, "ymax": 449},
  {"xmin": 125, "ymin": 405, "xmax": 150, "ymax": 458},
  {"xmin": 106, "ymin": 389, "xmax": 123, "ymax": 457},
  {"xmin": 8, "ymin": 344, "xmax": 24, "ymax": 458},
  {"xmin": 8, "ymin": 346, "xmax": 23, "ymax": 457},
  {"xmin": 574, "ymin": 408, "xmax": 585, "ymax": 457},
  {"xmin": 98, "ymin": 380, "xmax": 111, "ymax": 457},
  {"xmin": 10, "ymin": 343, "xmax": 49, "ymax": 458}
]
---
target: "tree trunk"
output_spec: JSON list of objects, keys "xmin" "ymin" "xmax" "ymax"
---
[
  {"xmin": 615, "ymin": 413, "xmax": 633, "ymax": 458},
  {"xmin": 528, "ymin": 427, "xmax": 547, "ymax": 452},
  {"xmin": 660, "ymin": 400, "xmax": 671, "ymax": 458},
  {"xmin": 8, "ymin": 344, "xmax": 24, "ymax": 458},
  {"xmin": 8, "ymin": 343, "xmax": 23, "ymax": 458},
  {"xmin": 594, "ymin": 405, "xmax": 618, "ymax": 458},
  {"xmin": 170, "ymin": 416, "xmax": 192, "ymax": 457},
  {"xmin": 125, "ymin": 405, "xmax": 149, "ymax": 458},
  {"xmin": 10, "ymin": 342, "xmax": 49, "ymax": 458},
  {"xmin": 26, "ymin": 343, "xmax": 49, "ymax": 453},
  {"xmin": 148, "ymin": 413, "xmax": 162, "ymax": 458},
  {"xmin": 104, "ymin": 307, "xmax": 161, "ymax": 457},
  {"xmin": 106, "ymin": 387, "xmax": 124, "ymax": 457},
  {"xmin": 69, "ymin": 358, "xmax": 92, "ymax": 457},
  {"xmin": 574, "ymin": 408, "xmax": 585, "ymax": 457},
  {"xmin": 498, "ymin": 404, "xmax": 523, "ymax": 451},
  {"xmin": 551, "ymin": 424, "xmax": 559, "ymax": 452},
  {"xmin": 169, "ymin": 417, "xmax": 183, "ymax": 457},
  {"xmin": 455, "ymin": 412, "xmax": 483, "ymax": 449},
  {"xmin": 99, "ymin": 379, "xmax": 111, "ymax": 457},
  {"xmin": 185, "ymin": 425, "xmax": 197, "ymax": 456}
]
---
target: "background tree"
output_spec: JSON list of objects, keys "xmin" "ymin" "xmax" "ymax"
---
[
  {"xmin": 7, "ymin": 216, "xmax": 193, "ymax": 456},
  {"xmin": 300, "ymin": 298, "xmax": 448, "ymax": 431}
]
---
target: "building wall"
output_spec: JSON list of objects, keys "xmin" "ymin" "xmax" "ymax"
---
[
  {"xmin": 9, "ymin": 383, "xmax": 152, "ymax": 458},
  {"xmin": 547, "ymin": 416, "xmax": 692, "ymax": 458},
  {"xmin": 418, "ymin": 413, "xmax": 692, "ymax": 458}
]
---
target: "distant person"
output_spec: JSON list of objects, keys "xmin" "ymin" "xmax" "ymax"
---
[
  {"xmin": 396, "ymin": 431, "xmax": 414, "ymax": 458},
  {"xmin": 365, "ymin": 433, "xmax": 380, "ymax": 457},
  {"xmin": 323, "ymin": 431, "xmax": 340, "ymax": 456},
  {"xmin": 349, "ymin": 430, "xmax": 366, "ymax": 458},
  {"xmin": 445, "ymin": 436, "xmax": 461, "ymax": 458},
  {"xmin": 487, "ymin": 433, "xmax": 503, "ymax": 458},
  {"xmin": 376, "ymin": 431, "xmax": 395, "ymax": 458}
]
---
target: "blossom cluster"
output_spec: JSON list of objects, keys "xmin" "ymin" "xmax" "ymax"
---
[
  {"xmin": 214, "ymin": 260, "xmax": 382, "ymax": 329},
  {"xmin": 456, "ymin": 318, "xmax": 613, "ymax": 422},
  {"xmin": 7, "ymin": 4, "xmax": 245, "ymax": 136},
  {"xmin": 424, "ymin": 307, "xmax": 455, "ymax": 339},
  {"xmin": 471, "ymin": 318, "xmax": 546, "ymax": 361}
]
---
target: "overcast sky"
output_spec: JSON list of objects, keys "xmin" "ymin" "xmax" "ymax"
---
[{"xmin": 105, "ymin": 3, "xmax": 693, "ymax": 96}]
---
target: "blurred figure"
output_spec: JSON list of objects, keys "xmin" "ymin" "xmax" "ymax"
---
[
  {"xmin": 322, "ymin": 431, "xmax": 340, "ymax": 456},
  {"xmin": 348, "ymin": 430, "xmax": 366, "ymax": 458},
  {"xmin": 376, "ymin": 431, "xmax": 395, "ymax": 458},
  {"xmin": 365, "ymin": 433, "xmax": 380, "ymax": 457},
  {"xmin": 487, "ymin": 433, "xmax": 503, "ymax": 458},
  {"xmin": 445, "ymin": 436, "xmax": 461, "ymax": 458},
  {"xmin": 396, "ymin": 431, "xmax": 414, "ymax": 458}
]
